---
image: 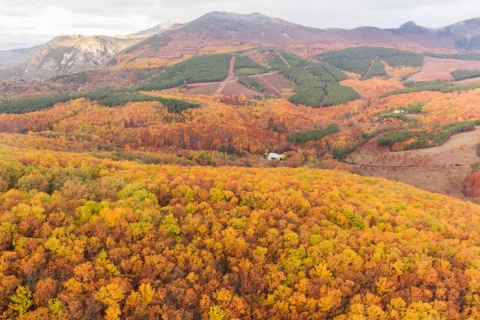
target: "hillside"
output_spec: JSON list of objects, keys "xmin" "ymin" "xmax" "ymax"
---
[
  {"xmin": 4, "ymin": 38, "xmax": 480, "ymax": 202},
  {"xmin": 131, "ymin": 48, "xmax": 361, "ymax": 106},
  {"xmin": 1, "ymin": 138, "xmax": 480, "ymax": 318},
  {"xmin": 3, "ymin": 75, "xmax": 480, "ymax": 199}
]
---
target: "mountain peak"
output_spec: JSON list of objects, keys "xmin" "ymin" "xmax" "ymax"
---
[
  {"xmin": 191, "ymin": 11, "xmax": 293, "ymax": 27},
  {"xmin": 398, "ymin": 21, "xmax": 430, "ymax": 32},
  {"xmin": 199, "ymin": 11, "xmax": 267, "ymax": 20},
  {"xmin": 386, "ymin": 20, "xmax": 430, "ymax": 35},
  {"xmin": 400, "ymin": 21, "xmax": 418, "ymax": 28}
]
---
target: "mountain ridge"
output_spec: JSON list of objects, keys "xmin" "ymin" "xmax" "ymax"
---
[{"xmin": 2, "ymin": 12, "xmax": 480, "ymax": 80}]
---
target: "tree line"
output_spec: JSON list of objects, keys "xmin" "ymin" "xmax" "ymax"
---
[
  {"xmin": 0, "ymin": 90, "xmax": 200, "ymax": 115},
  {"xmin": 376, "ymin": 120, "xmax": 475, "ymax": 150},
  {"xmin": 286, "ymin": 123, "xmax": 340, "ymax": 144},
  {"xmin": 317, "ymin": 46, "xmax": 423, "ymax": 79}
]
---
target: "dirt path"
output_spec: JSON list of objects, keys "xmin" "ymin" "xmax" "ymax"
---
[
  {"xmin": 251, "ymin": 72, "xmax": 282, "ymax": 95},
  {"xmin": 362, "ymin": 59, "xmax": 375, "ymax": 79},
  {"xmin": 274, "ymin": 49, "xmax": 291, "ymax": 69},
  {"xmin": 215, "ymin": 55, "xmax": 237, "ymax": 95},
  {"xmin": 347, "ymin": 127, "xmax": 480, "ymax": 198}
]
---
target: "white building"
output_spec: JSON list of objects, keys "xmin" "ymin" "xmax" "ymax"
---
[{"xmin": 267, "ymin": 152, "xmax": 284, "ymax": 160}]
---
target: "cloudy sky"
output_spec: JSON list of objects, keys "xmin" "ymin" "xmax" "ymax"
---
[{"xmin": 1, "ymin": 0, "xmax": 478, "ymax": 50}]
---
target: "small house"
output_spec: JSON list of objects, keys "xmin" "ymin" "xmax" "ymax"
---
[{"xmin": 267, "ymin": 152, "xmax": 284, "ymax": 160}]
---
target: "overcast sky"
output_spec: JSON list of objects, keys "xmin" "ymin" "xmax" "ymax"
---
[{"xmin": 1, "ymin": 0, "xmax": 479, "ymax": 50}]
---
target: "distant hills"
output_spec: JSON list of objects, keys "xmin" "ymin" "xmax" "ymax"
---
[
  {"xmin": 2, "ymin": 12, "xmax": 480, "ymax": 80},
  {"xmin": 0, "ymin": 46, "xmax": 38, "ymax": 68}
]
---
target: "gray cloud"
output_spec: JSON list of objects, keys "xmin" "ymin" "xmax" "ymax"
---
[{"xmin": 0, "ymin": 0, "xmax": 478, "ymax": 49}]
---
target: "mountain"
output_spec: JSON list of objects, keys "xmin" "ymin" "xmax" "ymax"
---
[
  {"xmin": 123, "ymin": 21, "xmax": 179, "ymax": 38},
  {"xmin": 0, "ymin": 46, "xmax": 39, "ymax": 68},
  {"xmin": 0, "ymin": 35, "xmax": 143, "ymax": 80},
  {"xmin": 111, "ymin": 12, "xmax": 480, "ymax": 69},
  {"xmin": 2, "ymin": 12, "xmax": 480, "ymax": 80},
  {"xmin": 0, "ymin": 21, "xmax": 190, "ymax": 80},
  {"xmin": 110, "ymin": 12, "xmax": 325, "ymax": 66},
  {"xmin": 437, "ymin": 17, "xmax": 480, "ymax": 50},
  {"xmin": 386, "ymin": 18, "xmax": 480, "ymax": 51},
  {"xmin": 111, "ymin": 12, "xmax": 426, "ymax": 67}
]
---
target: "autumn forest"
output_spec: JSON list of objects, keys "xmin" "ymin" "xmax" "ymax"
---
[{"xmin": 4, "ymin": 11, "xmax": 480, "ymax": 320}]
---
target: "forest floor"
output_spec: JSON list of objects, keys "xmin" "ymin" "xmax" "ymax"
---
[{"xmin": 347, "ymin": 127, "xmax": 480, "ymax": 197}]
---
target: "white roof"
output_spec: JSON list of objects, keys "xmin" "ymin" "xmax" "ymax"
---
[{"xmin": 267, "ymin": 152, "xmax": 283, "ymax": 159}]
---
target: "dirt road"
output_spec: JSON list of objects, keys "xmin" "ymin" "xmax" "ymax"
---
[
  {"xmin": 251, "ymin": 72, "xmax": 282, "ymax": 95},
  {"xmin": 274, "ymin": 49, "xmax": 291, "ymax": 69},
  {"xmin": 215, "ymin": 55, "xmax": 237, "ymax": 95},
  {"xmin": 362, "ymin": 60, "xmax": 375, "ymax": 79}
]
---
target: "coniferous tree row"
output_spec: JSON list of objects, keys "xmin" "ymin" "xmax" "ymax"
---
[
  {"xmin": 234, "ymin": 56, "xmax": 269, "ymax": 75},
  {"xmin": 424, "ymin": 52, "xmax": 480, "ymax": 61},
  {"xmin": 317, "ymin": 46, "xmax": 423, "ymax": 78},
  {"xmin": 376, "ymin": 120, "xmax": 475, "ymax": 150},
  {"xmin": 0, "ymin": 90, "xmax": 200, "ymax": 114},
  {"xmin": 308, "ymin": 63, "xmax": 347, "ymax": 82},
  {"xmin": 287, "ymin": 123, "xmax": 340, "ymax": 144},
  {"xmin": 137, "ymin": 54, "xmax": 232, "ymax": 91},
  {"xmin": 381, "ymin": 81, "xmax": 480, "ymax": 98},
  {"xmin": 451, "ymin": 69, "xmax": 480, "ymax": 81},
  {"xmin": 237, "ymin": 76, "xmax": 266, "ymax": 93}
]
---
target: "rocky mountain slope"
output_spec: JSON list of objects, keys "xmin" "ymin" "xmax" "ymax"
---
[
  {"xmin": 0, "ymin": 35, "xmax": 142, "ymax": 80},
  {"xmin": 0, "ymin": 21, "xmax": 183, "ymax": 80}
]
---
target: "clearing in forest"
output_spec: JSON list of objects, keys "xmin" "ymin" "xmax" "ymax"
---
[
  {"xmin": 408, "ymin": 57, "xmax": 480, "ymax": 82},
  {"xmin": 347, "ymin": 127, "xmax": 480, "ymax": 197}
]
